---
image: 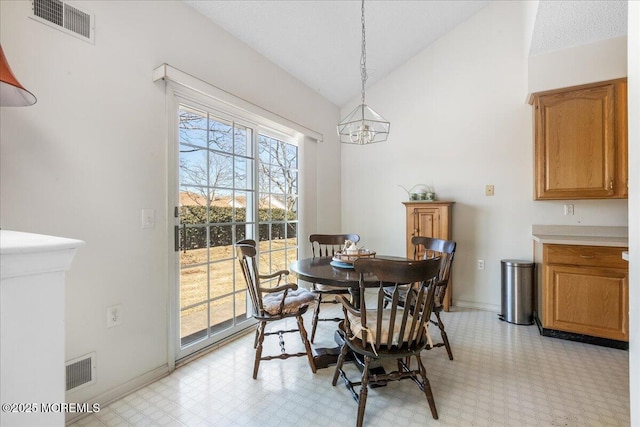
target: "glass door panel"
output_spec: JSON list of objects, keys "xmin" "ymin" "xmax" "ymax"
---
[
  {"xmin": 175, "ymin": 101, "xmax": 299, "ymax": 360},
  {"xmin": 257, "ymin": 134, "xmax": 299, "ymax": 279},
  {"xmin": 177, "ymin": 104, "xmax": 256, "ymax": 356}
]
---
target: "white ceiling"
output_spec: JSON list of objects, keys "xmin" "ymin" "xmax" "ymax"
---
[
  {"xmin": 184, "ymin": 0, "xmax": 628, "ymax": 107},
  {"xmin": 530, "ymin": 0, "xmax": 627, "ymax": 55}
]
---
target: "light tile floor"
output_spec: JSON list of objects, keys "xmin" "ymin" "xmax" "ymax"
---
[{"xmin": 69, "ymin": 308, "xmax": 630, "ymax": 426}]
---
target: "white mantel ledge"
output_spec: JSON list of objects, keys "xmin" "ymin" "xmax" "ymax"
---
[{"xmin": 0, "ymin": 230, "xmax": 85, "ymax": 279}]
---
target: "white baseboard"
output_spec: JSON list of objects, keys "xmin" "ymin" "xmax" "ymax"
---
[
  {"xmin": 65, "ymin": 364, "xmax": 170, "ymax": 425},
  {"xmin": 453, "ymin": 300, "xmax": 501, "ymax": 313}
]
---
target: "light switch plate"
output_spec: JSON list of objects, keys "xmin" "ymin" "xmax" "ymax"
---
[{"xmin": 142, "ymin": 209, "xmax": 155, "ymax": 229}]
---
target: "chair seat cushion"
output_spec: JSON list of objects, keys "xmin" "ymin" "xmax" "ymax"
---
[
  {"xmin": 262, "ymin": 288, "xmax": 316, "ymax": 316},
  {"xmin": 346, "ymin": 309, "xmax": 425, "ymax": 347}
]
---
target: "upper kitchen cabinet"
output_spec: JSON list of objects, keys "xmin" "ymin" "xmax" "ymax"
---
[{"xmin": 529, "ymin": 78, "xmax": 628, "ymax": 200}]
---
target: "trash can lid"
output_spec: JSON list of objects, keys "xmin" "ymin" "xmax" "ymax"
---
[{"xmin": 501, "ymin": 259, "xmax": 534, "ymax": 267}]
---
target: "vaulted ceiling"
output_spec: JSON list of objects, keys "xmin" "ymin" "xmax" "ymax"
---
[{"xmin": 184, "ymin": 0, "xmax": 628, "ymax": 107}]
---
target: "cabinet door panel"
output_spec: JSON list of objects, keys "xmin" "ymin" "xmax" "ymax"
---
[
  {"xmin": 535, "ymin": 84, "xmax": 615, "ymax": 199},
  {"xmin": 531, "ymin": 79, "xmax": 627, "ymax": 200},
  {"xmin": 412, "ymin": 208, "xmax": 440, "ymax": 259},
  {"xmin": 545, "ymin": 265, "xmax": 628, "ymax": 341}
]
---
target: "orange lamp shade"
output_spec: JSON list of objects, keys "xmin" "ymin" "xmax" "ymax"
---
[{"xmin": 0, "ymin": 44, "xmax": 37, "ymax": 107}]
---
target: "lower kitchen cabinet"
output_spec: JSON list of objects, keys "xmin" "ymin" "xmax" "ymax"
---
[{"xmin": 534, "ymin": 243, "xmax": 628, "ymax": 346}]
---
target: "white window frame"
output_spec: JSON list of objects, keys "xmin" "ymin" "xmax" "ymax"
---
[{"xmin": 158, "ymin": 65, "xmax": 313, "ymax": 364}]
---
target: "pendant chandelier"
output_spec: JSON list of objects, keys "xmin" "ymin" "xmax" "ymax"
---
[{"xmin": 337, "ymin": 0, "xmax": 389, "ymax": 145}]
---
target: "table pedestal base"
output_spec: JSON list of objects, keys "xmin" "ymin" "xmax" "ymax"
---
[
  {"xmin": 311, "ymin": 330, "xmax": 353, "ymax": 369},
  {"xmin": 313, "ymin": 331, "xmax": 386, "ymax": 388},
  {"xmin": 312, "ymin": 346, "xmax": 343, "ymax": 369}
]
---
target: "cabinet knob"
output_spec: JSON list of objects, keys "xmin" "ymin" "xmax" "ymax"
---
[
  {"xmin": 609, "ymin": 179, "xmax": 614, "ymax": 190},
  {"xmin": 579, "ymin": 255, "xmax": 596, "ymax": 259}
]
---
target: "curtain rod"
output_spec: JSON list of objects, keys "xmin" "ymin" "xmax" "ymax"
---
[{"xmin": 152, "ymin": 64, "xmax": 323, "ymax": 143}]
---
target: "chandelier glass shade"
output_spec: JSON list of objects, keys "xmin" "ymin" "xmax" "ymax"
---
[
  {"xmin": 338, "ymin": 103, "xmax": 390, "ymax": 144},
  {"xmin": 337, "ymin": 0, "xmax": 389, "ymax": 145}
]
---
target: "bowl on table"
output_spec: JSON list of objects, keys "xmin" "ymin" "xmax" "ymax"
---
[{"xmin": 330, "ymin": 250, "xmax": 376, "ymax": 269}]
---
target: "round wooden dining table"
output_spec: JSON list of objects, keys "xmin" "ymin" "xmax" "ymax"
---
[
  {"xmin": 289, "ymin": 256, "xmax": 383, "ymax": 289},
  {"xmin": 289, "ymin": 255, "xmax": 407, "ymax": 369}
]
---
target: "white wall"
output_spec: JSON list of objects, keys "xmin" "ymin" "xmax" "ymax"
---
[
  {"xmin": 627, "ymin": 1, "xmax": 639, "ymax": 424},
  {"xmin": 341, "ymin": 1, "xmax": 628, "ymax": 311},
  {"xmin": 529, "ymin": 36, "xmax": 627, "ymax": 93},
  {"xmin": 0, "ymin": 0, "xmax": 341, "ymax": 407}
]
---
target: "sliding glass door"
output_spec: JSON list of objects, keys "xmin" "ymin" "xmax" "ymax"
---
[{"xmin": 175, "ymin": 101, "xmax": 299, "ymax": 359}]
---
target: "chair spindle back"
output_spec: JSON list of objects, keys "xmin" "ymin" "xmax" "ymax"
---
[
  {"xmin": 236, "ymin": 241, "xmax": 263, "ymax": 317},
  {"xmin": 411, "ymin": 236, "xmax": 456, "ymax": 306},
  {"xmin": 310, "ymin": 233, "xmax": 360, "ymax": 257},
  {"xmin": 350, "ymin": 258, "xmax": 440, "ymax": 354}
]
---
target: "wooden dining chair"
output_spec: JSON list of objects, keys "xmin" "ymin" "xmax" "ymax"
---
[
  {"xmin": 383, "ymin": 236, "xmax": 457, "ymax": 360},
  {"xmin": 411, "ymin": 236, "xmax": 457, "ymax": 360},
  {"xmin": 332, "ymin": 257, "xmax": 441, "ymax": 427},
  {"xmin": 236, "ymin": 240, "xmax": 317, "ymax": 379},
  {"xmin": 308, "ymin": 233, "xmax": 360, "ymax": 343}
]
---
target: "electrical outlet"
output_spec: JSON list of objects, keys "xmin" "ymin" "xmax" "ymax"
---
[
  {"xmin": 107, "ymin": 305, "xmax": 123, "ymax": 328},
  {"xmin": 564, "ymin": 204, "xmax": 574, "ymax": 215},
  {"xmin": 477, "ymin": 259, "xmax": 485, "ymax": 270},
  {"xmin": 485, "ymin": 185, "xmax": 494, "ymax": 196}
]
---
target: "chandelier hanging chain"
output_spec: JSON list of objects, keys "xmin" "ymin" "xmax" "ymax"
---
[{"xmin": 360, "ymin": 0, "xmax": 367, "ymax": 106}]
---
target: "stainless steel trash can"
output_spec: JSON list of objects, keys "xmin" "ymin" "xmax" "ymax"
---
[{"xmin": 499, "ymin": 259, "xmax": 534, "ymax": 325}]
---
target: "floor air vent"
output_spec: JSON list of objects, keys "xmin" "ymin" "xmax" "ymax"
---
[
  {"xmin": 31, "ymin": 0, "xmax": 94, "ymax": 44},
  {"xmin": 66, "ymin": 352, "xmax": 96, "ymax": 392}
]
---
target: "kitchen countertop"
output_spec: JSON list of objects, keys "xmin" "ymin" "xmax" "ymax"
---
[{"xmin": 532, "ymin": 225, "xmax": 628, "ymax": 248}]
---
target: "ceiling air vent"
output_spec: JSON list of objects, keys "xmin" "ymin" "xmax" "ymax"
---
[{"xmin": 30, "ymin": 0, "xmax": 94, "ymax": 44}]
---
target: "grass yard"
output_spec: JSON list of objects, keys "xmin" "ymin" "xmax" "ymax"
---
[{"xmin": 180, "ymin": 239, "xmax": 297, "ymax": 342}]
